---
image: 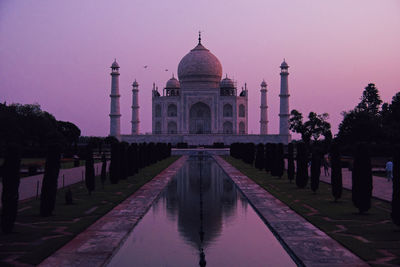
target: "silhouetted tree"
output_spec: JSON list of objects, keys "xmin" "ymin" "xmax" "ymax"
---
[
  {"xmin": 337, "ymin": 83, "xmax": 383, "ymax": 145},
  {"xmin": 330, "ymin": 142, "xmax": 342, "ymax": 202},
  {"xmin": 109, "ymin": 142, "xmax": 120, "ymax": 184},
  {"xmin": 119, "ymin": 142, "xmax": 128, "ymax": 180},
  {"xmin": 287, "ymin": 143, "xmax": 295, "ymax": 183},
  {"xmin": 100, "ymin": 154, "xmax": 107, "ymax": 188},
  {"xmin": 1, "ymin": 144, "xmax": 21, "ymax": 233},
  {"xmin": 289, "ymin": 110, "xmax": 332, "ymax": 146},
  {"xmin": 276, "ymin": 143, "xmax": 285, "ymax": 178},
  {"xmin": 254, "ymin": 144, "xmax": 265, "ymax": 170},
  {"xmin": 392, "ymin": 147, "xmax": 400, "ymax": 226},
  {"xmin": 296, "ymin": 142, "xmax": 308, "ymax": 188},
  {"xmin": 40, "ymin": 144, "xmax": 61, "ymax": 216},
  {"xmin": 265, "ymin": 143, "xmax": 273, "ymax": 172},
  {"xmin": 310, "ymin": 148, "xmax": 321, "ymax": 193},
  {"xmin": 65, "ymin": 189, "xmax": 73, "ymax": 205},
  {"xmin": 85, "ymin": 145, "xmax": 95, "ymax": 195},
  {"xmin": 352, "ymin": 143, "xmax": 372, "ymax": 214}
]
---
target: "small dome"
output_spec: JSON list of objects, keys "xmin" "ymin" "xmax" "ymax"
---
[
  {"xmin": 178, "ymin": 41, "xmax": 222, "ymax": 83},
  {"xmin": 220, "ymin": 76, "xmax": 234, "ymax": 88},
  {"xmin": 280, "ymin": 60, "xmax": 289, "ymax": 68},
  {"xmin": 132, "ymin": 79, "xmax": 139, "ymax": 87},
  {"xmin": 166, "ymin": 75, "xmax": 180, "ymax": 89},
  {"xmin": 111, "ymin": 59, "xmax": 119, "ymax": 68},
  {"xmin": 260, "ymin": 80, "xmax": 267, "ymax": 87}
]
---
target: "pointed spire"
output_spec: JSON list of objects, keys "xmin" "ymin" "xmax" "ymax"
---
[{"xmin": 198, "ymin": 31, "xmax": 202, "ymax": 44}]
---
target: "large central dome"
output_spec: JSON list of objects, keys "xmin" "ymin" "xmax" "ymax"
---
[{"xmin": 177, "ymin": 41, "xmax": 222, "ymax": 83}]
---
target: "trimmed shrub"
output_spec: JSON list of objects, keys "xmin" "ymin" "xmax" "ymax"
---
[
  {"xmin": 352, "ymin": 143, "xmax": 372, "ymax": 214},
  {"xmin": 265, "ymin": 143, "xmax": 273, "ymax": 172},
  {"xmin": 119, "ymin": 142, "xmax": 128, "ymax": 180},
  {"xmin": 310, "ymin": 148, "xmax": 321, "ymax": 193},
  {"xmin": 40, "ymin": 144, "xmax": 61, "ymax": 217},
  {"xmin": 100, "ymin": 153, "xmax": 107, "ymax": 188},
  {"xmin": 109, "ymin": 142, "xmax": 120, "ymax": 184},
  {"xmin": 287, "ymin": 143, "xmax": 295, "ymax": 183},
  {"xmin": 296, "ymin": 142, "xmax": 309, "ymax": 188},
  {"xmin": 391, "ymin": 147, "xmax": 400, "ymax": 226},
  {"xmin": 85, "ymin": 145, "xmax": 95, "ymax": 195},
  {"xmin": 330, "ymin": 142, "xmax": 343, "ymax": 202},
  {"xmin": 276, "ymin": 143, "xmax": 284, "ymax": 178},
  {"xmin": 254, "ymin": 144, "xmax": 265, "ymax": 170},
  {"xmin": 1, "ymin": 144, "xmax": 21, "ymax": 234}
]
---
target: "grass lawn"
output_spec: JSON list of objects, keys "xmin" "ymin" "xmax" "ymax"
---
[
  {"xmin": 224, "ymin": 156, "xmax": 400, "ymax": 267},
  {"xmin": 0, "ymin": 156, "xmax": 179, "ymax": 266}
]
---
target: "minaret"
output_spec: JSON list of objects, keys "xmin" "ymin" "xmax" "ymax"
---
[
  {"xmin": 109, "ymin": 59, "xmax": 121, "ymax": 139},
  {"xmin": 259, "ymin": 80, "xmax": 268, "ymax": 135},
  {"xmin": 279, "ymin": 59, "xmax": 290, "ymax": 136},
  {"xmin": 131, "ymin": 79, "xmax": 140, "ymax": 135}
]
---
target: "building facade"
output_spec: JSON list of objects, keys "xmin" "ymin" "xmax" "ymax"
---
[{"xmin": 110, "ymin": 34, "xmax": 291, "ymax": 145}]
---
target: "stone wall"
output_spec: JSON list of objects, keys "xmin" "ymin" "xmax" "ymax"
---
[{"xmin": 121, "ymin": 134, "xmax": 291, "ymax": 145}]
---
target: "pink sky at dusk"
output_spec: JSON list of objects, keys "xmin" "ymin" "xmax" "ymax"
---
[{"xmin": 1, "ymin": 0, "xmax": 399, "ymax": 137}]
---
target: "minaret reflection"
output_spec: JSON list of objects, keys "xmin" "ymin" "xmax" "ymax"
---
[
  {"xmin": 165, "ymin": 155, "xmax": 238, "ymax": 251},
  {"xmin": 198, "ymin": 154, "xmax": 206, "ymax": 267}
]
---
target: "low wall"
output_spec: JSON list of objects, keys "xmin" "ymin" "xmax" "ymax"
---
[{"xmin": 121, "ymin": 134, "xmax": 291, "ymax": 145}]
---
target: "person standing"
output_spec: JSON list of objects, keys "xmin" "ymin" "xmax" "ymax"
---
[{"xmin": 386, "ymin": 159, "xmax": 393, "ymax": 182}]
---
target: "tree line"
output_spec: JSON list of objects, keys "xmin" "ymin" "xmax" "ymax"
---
[
  {"xmin": 230, "ymin": 141, "xmax": 400, "ymax": 227},
  {"xmin": 0, "ymin": 103, "xmax": 81, "ymax": 157},
  {"xmin": 1, "ymin": 141, "xmax": 171, "ymax": 233}
]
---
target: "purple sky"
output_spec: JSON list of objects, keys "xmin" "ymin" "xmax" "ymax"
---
[{"xmin": 1, "ymin": 0, "xmax": 399, "ymax": 137}]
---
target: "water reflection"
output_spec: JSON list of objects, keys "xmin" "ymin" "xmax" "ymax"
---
[
  {"xmin": 108, "ymin": 156, "xmax": 295, "ymax": 267},
  {"xmin": 166, "ymin": 157, "xmax": 238, "ymax": 252}
]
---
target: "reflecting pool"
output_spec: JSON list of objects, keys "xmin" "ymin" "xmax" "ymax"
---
[{"xmin": 108, "ymin": 156, "xmax": 296, "ymax": 267}]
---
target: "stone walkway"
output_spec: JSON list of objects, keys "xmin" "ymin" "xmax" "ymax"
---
[
  {"xmin": 0, "ymin": 162, "xmax": 109, "ymax": 207},
  {"xmin": 38, "ymin": 156, "xmax": 187, "ymax": 267},
  {"xmin": 214, "ymin": 156, "xmax": 368, "ymax": 267},
  {"xmin": 320, "ymin": 168, "xmax": 392, "ymax": 202}
]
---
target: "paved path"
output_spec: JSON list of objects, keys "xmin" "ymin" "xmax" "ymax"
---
[
  {"xmin": 319, "ymin": 168, "xmax": 392, "ymax": 202},
  {"xmin": 216, "ymin": 156, "xmax": 368, "ymax": 267},
  {"xmin": 39, "ymin": 156, "xmax": 187, "ymax": 267},
  {"xmin": 0, "ymin": 162, "xmax": 110, "ymax": 207}
]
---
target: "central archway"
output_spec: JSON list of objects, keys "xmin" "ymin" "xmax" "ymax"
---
[{"xmin": 189, "ymin": 102, "xmax": 211, "ymax": 134}]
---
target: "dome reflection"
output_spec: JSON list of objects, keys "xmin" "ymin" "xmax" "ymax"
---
[{"xmin": 165, "ymin": 156, "xmax": 238, "ymax": 249}]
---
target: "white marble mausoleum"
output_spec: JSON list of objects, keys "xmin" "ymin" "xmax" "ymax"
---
[{"xmin": 109, "ymin": 34, "xmax": 291, "ymax": 145}]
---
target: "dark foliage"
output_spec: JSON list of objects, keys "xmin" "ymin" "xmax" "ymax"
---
[
  {"xmin": 119, "ymin": 142, "xmax": 129, "ymax": 180},
  {"xmin": 243, "ymin": 143, "xmax": 255, "ymax": 165},
  {"xmin": 295, "ymin": 142, "xmax": 309, "ymax": 188},
  {"xmin": 287, "ymin": 143, "xmax": 295, "ymax": 183},
  {"xmin": 85, "ymin": 145, "xmax": 95, "ymax": 194},
  {"xmin": 1, "ymin": 144, "xmax": 21, "ymax": 233},
  {"xmin": 330, "ymin": 142, "xmax": 343, "ymax": 202},
  {"xmin": 0, "ymin": 103, "xmax": 80, "ymax": 157},
  {"xmin": 254, "ymin": 144, "xmax": 265, "ymax": 170},
  {"xmin": 109, "ymin": 142, "xmax": 120, "ymax": 184},
  {"xmin": 65, "ymin": 188, "xmax": 73, "ymax": 205},
  {"xmin": 352, "ymin": 144, "xmax": 372, "ymax": 214},
  {"xmin": 100, "ymin": 154, "xmax": 107, "ymax": 188},
  {"xmin": 392, "ymin": 147, "xmax": 400, "ymax": 226},
  {"xmin": 40, "ymin": 144, "xmax": 61, "ymax": 216},
  {"xmin": 310, "ymin": 148, "xmax": 321, "ymax": 193},
  {"xmin": 264, "ymin": 143, "xmax": 273, "ymax": 172},
  {"xmin": 276, "ymin": 143, "xmax": 285, "ymax": 178}
]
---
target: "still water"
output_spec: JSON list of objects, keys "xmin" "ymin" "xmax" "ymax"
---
[{"xmin": 108, "ymin": 156, "xmax": 296, "ymax": 267}]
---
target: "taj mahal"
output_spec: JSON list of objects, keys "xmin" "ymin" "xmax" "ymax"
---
[{"xmin": 109, "ymin": 33, "xmax": 291, "ymax": 145}]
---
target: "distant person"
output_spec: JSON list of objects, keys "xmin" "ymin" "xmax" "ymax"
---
[
  {"xmin": 386, "ymin": 160, "xmax": 393, "ymax": 182},
  {"xmin": 323, "ymin": 155, "xmax": 330, "ymax": 176}
]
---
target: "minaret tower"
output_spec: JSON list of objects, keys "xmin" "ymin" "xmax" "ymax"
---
[
  {"xmin": 109, "ymin": 59, "xmax": 121, "ymax": 139},
  {"xmin": 259, "ymin": 80, "xmax": 268, "ymax": 135},
  {"xmin": 279, "ymin": 59, "xmax": 290, "ymax": 137},
  {"xmin": 131, "ymin": 79, "xmax": 140, "ymax": 134}
]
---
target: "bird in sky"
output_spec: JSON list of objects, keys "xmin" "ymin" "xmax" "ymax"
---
[{"xmin": 144, "ymin": 65, "xmax": 148, "ymax": 69}]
